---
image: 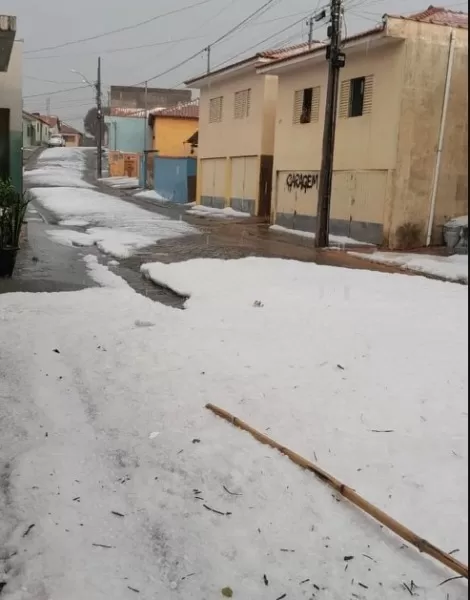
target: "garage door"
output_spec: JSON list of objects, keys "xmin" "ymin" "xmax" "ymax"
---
[
  {"xmin": 274, "ymin": 170, "xmax": 319, "ymax": 231},
  {"xmin": 230, "ymin": 156, "xmax": 258, "ymax": 215},
  {"xmin": 200, "ymin": 158, "xmax": 226, "ymax": 209}
]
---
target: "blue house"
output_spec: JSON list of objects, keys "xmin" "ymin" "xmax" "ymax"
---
[{"xmin": 105, "ymin": 109, "xmax": 152, "ymax": 153}]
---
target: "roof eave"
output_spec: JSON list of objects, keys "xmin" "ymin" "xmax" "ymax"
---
[
  {"xmin": 257, "ymin": 26, "xmax": 387, "ymax": 74},
  {"xmin": 154, "ymin": 114, "xmax": 199, "ymax": 121},
  {"xmin": 185, "ymin": 55, "xmax": 270, "ymax": 88}
]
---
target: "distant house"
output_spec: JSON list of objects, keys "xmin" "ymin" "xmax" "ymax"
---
[
  {"xmin": 259, "ymin": 6, "xmax": 468, "ymax": 247},
  {"xmin": 104, "ymin": 87, "xmax": 192, "ymax": 154},
  {"xmin": 29, "ymin": 113, "xmax": 52, "ymax": 145},
  {"xmin": 105, "ymin": 108, "xmax": 151, "ymax": 153},
  {"xmin": 23, "ymin": 111, "xmax": 51, "ymax": 147},
  {"xmin": 149, "ymin": 99, "xmax": 199, "ymax": 157},
  {"xmin": 36, "ymin": 115, "xmax": 61, "ymax": 136},
  {"xmin": 60, "ymin": 123, "xmax": 83, "ymax": 147},
  {"xmin": 0, "ymin": 14, "xmax": 22, "ymax": 192},
  {"xmin": 22, "ymin": 111, "xmax": 38, "ymax": 147}
]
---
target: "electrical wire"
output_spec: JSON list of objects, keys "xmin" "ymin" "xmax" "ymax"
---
[
  {"xmin": 23, "ymin": 9, "xmax": 317, "ymax": 62},
  {"xmin": 24, "ymin": 35, "xmax": 207, "ymax": 61},
  {"xmin": 130, "ymin": 0, "xmax": 288, "ymax": 86},
  {"xmin": 23, "ymin": 85, "xmax": 89, "ymax": 99},
  {"xmin": 24, "ymin": 0, "xmax": 217, "ymax": 54}
]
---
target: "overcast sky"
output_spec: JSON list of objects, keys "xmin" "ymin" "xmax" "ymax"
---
[{"xmin": 5, "ymin": 0, "xmax": 466, "ymax": 129}]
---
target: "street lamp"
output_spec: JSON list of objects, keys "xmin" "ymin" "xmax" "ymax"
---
[{"xmin": 70, "ymin": 59, "xmax": 103, "ymax": 178}]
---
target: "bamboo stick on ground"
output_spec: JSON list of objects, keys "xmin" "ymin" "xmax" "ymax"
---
[{"xmin": 205, "ymin": 403, "xmax": 468, "ymax": 580}]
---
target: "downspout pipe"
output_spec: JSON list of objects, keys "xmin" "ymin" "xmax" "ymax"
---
[{"xmin": 426, "ymin": 29, "xmax": 456, "ymax": 246}]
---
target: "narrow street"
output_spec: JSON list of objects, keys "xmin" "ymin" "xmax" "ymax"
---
[
  {"xmin": 7, "ymin": 146, "xmax": 428, "ymax": 300},
  {"xmin": 0, "ymin": 147, "xmax": 467, "ymax": 599}
]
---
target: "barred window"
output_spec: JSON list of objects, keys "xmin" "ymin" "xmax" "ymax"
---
[
  {"xmin": 209, "ymin": 96, "xmax": 224, "ymax": 123},
  {"xmin": 234, "ymin": 88, "xmax": 252, "ymax": 119}
]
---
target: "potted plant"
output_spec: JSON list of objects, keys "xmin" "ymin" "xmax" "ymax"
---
[{"xmin": 0, "ymin": 178, "xmax": 29, "ymax": 277}]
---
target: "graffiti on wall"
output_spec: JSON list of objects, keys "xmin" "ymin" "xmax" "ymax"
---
[{"xmin": 286, "ymin": 172, "xmax": 319, "ymax": 193}]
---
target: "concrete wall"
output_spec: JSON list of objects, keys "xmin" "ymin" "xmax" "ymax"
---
[
  {"xmin": 271, "ymin": 19, "xmax": 468, "ymax": 248},
  {"xmin": 153, "ymin": 156, "xmax": 196, "ymax": 203},
  {"xmin": 105, "ymin": 115, "xmax": 150, "ymax": 153},
  {"xmin": 110, "ymin": 86, "xmax": 190, "ymax": 109},
  {"xmin": 386, "ymin": 18, "xmax": 468, "ymax": 247},
  {"xmin": 153, "ymin": 117, "xmax": 198, "ymax": 157},
  {"xmin": 196, "ymin": 70, "xmax": 277, "ymax": 215},
  {"xmin": 0, "ymin": 39, "xmax": 22, "ymax": 192},
  {"xmin": 63, "ymin": 133, "xmax": 82, "ymax": 147}
]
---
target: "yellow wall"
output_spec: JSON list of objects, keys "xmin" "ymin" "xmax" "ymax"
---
[
  {"xmin": 198, "ymin": 70, "xmax": 270, "ymax": 159},
  {"xmin": 270, "ymin": 18, "xmax": 468, "ymax": 247},
  {"xmin": 194, "ymin": 70, "xmax": 278, "ymax": 214},
  {"xmin": 153, "ymin": 117, "xmax": 198, "ymax": 157},
  {"xmin": 386, "ymin": 18, "xmax": 468, "ymax": 247}
]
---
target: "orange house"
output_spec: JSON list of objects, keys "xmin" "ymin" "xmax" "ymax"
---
[{"xmin": 149, "ymin": 99, "xmax": 199, "ymax": 157}]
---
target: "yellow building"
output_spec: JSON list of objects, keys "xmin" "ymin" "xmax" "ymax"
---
[
  {"xmin": 149, "ymin": 99, "xmax": 199, "ymax": 157},
  {"xmin": 185, "ymin": 46, "xmax": 307, "ymax": 217},
  {"xmin": 259, "ymin": 6, "xmax": 468, "ymax": 248}
]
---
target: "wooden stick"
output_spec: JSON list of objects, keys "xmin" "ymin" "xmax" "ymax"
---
[{"xmin": 206, "ymin": 403, "xmax": 468, "ymax": 580}]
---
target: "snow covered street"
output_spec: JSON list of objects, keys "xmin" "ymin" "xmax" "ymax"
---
[
  {"xmin": 1, "ymin": 252, "xmax": 468, "ymax": 599},
  {"xmin": 0, "ymin": 147, "xmax": 467, "ymax": 598},
  {"xmin": 26, "ymin": 148, "xmax": 197, "ymax": 259}
]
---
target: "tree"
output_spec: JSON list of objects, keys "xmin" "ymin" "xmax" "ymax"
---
[{"xmin": 83, "ymin": 106, "xmax": 109, "ymax": 143}]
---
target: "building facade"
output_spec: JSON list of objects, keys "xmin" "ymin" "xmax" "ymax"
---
[
  {"xmin": 109, "ymin": 86, "xmax": 190, "ymax": 110},
  {"xmin": 105, "ymin": 111, "xmax": 149, "ymax": 153},
  {"xmin": 186, "ymin": 50, "xmax": 296, "ymax": 217},
  {"xmin": 22, "ymin": 112, "xmax": 51, "ymax": 147},
  {"xmin": 61, "ymin": 123, "xmax": 83, "ymax": 147},
  {"xmin": 150, "ymin": 99, "xmax": 199, "ymax": 157},
  {"xmin": 0, "ymin": 15, "xmax": 22, "ymax": 192},
  {"xmin": 260, "ymin": 7, "xmax": 468, "ymax": 248}
]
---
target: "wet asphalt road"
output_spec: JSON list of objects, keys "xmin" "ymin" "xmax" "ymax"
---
[{"xmin": 1, "ymin": 148, "xmax": 409, "ymax": 300}]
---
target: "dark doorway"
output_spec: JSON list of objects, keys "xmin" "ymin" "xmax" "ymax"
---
[{"xmin": 258, "ymin": 155, "xmax": 274, "ymax": 218}]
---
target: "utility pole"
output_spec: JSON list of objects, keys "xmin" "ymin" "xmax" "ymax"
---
[
  {"xmin": 307, "ymin": 16, "xmax": 314, "ymax": 49},
  {"xmin": 143, "ymin": 80, "xmax": 148, "ymax": 188},
  {"xmin": 96, "ymin": 56, "xmax": 103, "ymax": 179},
  {"xmin": 314, "ymin": 0, "xmax": 345, "ymax": 248},
  {"xmin": 46, "ymin": 97, "xmax": 51, "ymax": 116},
  {"xmin": 206, "ymin": 45, "xmax": 211, "ymax": 74}
]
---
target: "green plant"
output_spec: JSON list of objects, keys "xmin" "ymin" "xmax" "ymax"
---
[{"xmin": 0, "ymin": 178, "xmax": 30, "ymax": 249}]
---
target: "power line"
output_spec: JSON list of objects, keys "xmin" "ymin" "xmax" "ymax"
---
[
  {"xmin": 23, "ymin": 10, "xmax": 315, "ymax": 62},
  {"xmin": 23, "ymin": 84, "xmax": 89, "ymax": 99},
  {"xmin": 24, "ymin": 0, "xmax": 217, "ymax": 54},
  {"xmin": 24, "ymin": 34, "xmax": 207, "ymax": 61},
  {"xmin": 166, "ymin": 11, "xmax": 325, "ymax": 89},
  {"xmin": 131, "ymin": 0, "xmax": 286, "ymax": 86},
  {"xmin": 24, "ymin": 75, "xmax": 82, "ymax": 84}
]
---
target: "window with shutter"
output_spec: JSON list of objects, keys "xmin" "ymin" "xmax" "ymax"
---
[
  {"xmin": 293, "ymin": 87, "xmax": 320, "ymax": 124},
  {"xmin": 339, "ymin": 80, "xmax": 351, "ymax": 118},
  {"xmin": 339, "ymin": 75, "xmax": 374, "ymax": 118},
  {"xmin": 311, "ymin": 86, "xmax": 321, "ymax": 122},
  {"xmin": 209, "ymin": 96, "xmax": 224, "ymax": 123},
  {"xmin": 293, "ymin": 90, "xmax": 303, "ymax": 124},
  {"xmin": 362, "ymin": 75, "xmax": 374, "ymax": 115},
  {"xmin": 234, "ymin": 89, "xmax": 252, "ymax": 119}
]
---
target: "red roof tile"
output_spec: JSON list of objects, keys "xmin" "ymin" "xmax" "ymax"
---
[
  {"xmin": 259, "ymin": 41, "xmax": 322, "ymax": 60},
  {"xmin": 35, "ymin": 115, "xmax": 60, "ymax": 128},
  {"xmin": 393, "ymin": 5, "xmax": 468, "ymax": 28},
  {"xmin": 60, "ymin": 123, "xmax": 83, "ymax": 136},
  {"xmin": 151, "ymin": 98, "xmax": 199, "ymax": 119}
]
